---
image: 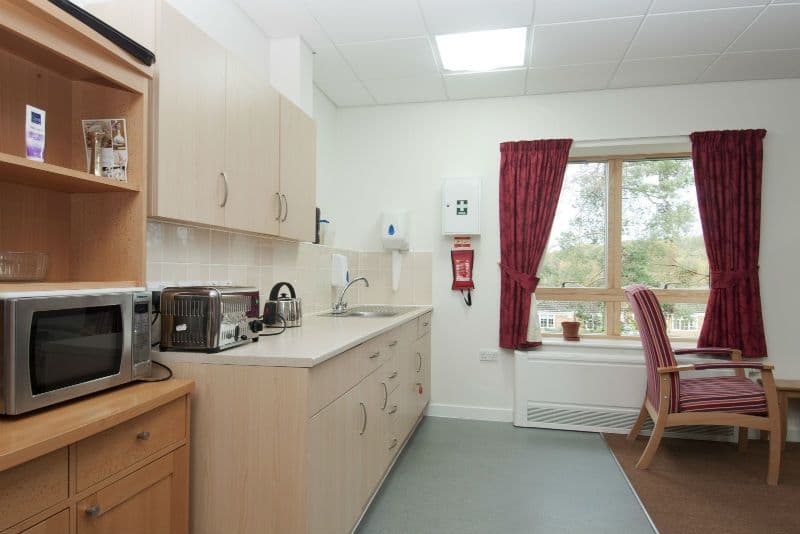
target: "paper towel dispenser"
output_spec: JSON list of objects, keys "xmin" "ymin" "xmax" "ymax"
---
[{"xmin": 381, "ymin": 211, "xmax": 410, "ymax": 251}]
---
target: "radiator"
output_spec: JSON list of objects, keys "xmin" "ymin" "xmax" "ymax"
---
[{"xmin": 514, "ymin": 339, "xmax": 735, "ymax": 441}]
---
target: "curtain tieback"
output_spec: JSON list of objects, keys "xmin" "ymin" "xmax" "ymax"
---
[
  {"xmin": 499, "ymin": 263, "xmax": 539, "ymax": 292},
  {"xmin": 710, "ymin": 267, "xmax": 758, "ymax": 289}
]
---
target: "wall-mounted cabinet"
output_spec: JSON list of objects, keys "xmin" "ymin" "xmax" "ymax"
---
[{"xmin": 0, "ymin": 0, "xmax": 151, "ymax": 288}]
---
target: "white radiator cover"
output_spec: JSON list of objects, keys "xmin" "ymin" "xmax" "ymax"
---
[{"xmin": 514, "ymin": 339, "xmax": 737, "ymax": 441}]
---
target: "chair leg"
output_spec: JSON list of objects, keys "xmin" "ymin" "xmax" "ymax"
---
[
  {"xmin": 767, "ymin": 416, "xmax": 782, "ymax": 486},
  {"xmin": 738, "ymin": 427, "xmax": 749, "ymax": 452},
  {"xmin": 636, "ymin": 414, "xmax": 666, "ymax": 470},
  {"xmin": 628, "ymin": 401, "xmax": 648, "ymax": 441}
]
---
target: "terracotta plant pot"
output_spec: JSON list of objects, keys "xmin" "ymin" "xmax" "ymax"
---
[{"xmin": 561, "ymin": 321, "xmax": 581, "ymax": 341}]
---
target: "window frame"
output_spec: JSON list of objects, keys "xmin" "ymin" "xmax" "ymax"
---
[{"xmin": 536, "ymin": 152, "xmax": 709, "ymax": 341}]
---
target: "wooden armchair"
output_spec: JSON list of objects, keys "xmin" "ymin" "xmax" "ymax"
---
[{"xmin": 624, "ymin": 284, "xmax": 782, "ymax": 485}]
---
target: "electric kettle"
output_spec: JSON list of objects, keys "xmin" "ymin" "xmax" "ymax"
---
[{"xmin": 264, "ymin": 282, "xmax": 302, "ymax": 327}]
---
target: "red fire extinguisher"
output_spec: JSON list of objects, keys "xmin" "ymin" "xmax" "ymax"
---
[{"xmin": 451, "ymin": 236, "xmax": 474, "ymax": 306}]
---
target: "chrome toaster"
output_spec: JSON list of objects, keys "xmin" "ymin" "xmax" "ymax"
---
[{"xmin": 159, "ymin": 286, "xmax": 262, "ymax": 353}]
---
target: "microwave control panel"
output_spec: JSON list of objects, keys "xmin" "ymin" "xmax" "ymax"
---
[{"xmin": 132, "ymin": 292, "xmax": 152, "ymax": 376}]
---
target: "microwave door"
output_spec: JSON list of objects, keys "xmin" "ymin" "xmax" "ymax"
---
[{"xmin": 10, "ymin": 294, "xmax": 133, "ymax": 414}]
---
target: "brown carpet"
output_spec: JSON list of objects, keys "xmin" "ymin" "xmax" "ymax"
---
[{"xmin": 604, "ymin": 434, "xmax": 800, "ymax": 534}]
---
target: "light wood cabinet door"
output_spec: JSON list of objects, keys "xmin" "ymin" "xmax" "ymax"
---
[
  {"xmin": 19, "ymin": 509, "xmax": 69, "ymax": 534},
  {"xmin": 224, "ymin": 55, "xmax": 280, "ymax": 234},
  {"xmin": 76, "ymin": 449, "xmax": 187, "ymax": 534},
  {"xmin": 308, "ymin": 380, "xmax": 369, "ymax": 534},
  {"xmin": 278, "ymin": 96, "xmax": 316, "ymax": 242},
  {"xmin": 153, "ymin": 3, "xmax": 226, "ymax": 227},
  {"xmin": 418, "ymin": 333, "xmax": 432, "ymax": 410}
]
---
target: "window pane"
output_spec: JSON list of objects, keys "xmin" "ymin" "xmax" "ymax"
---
[
  {"xmin": 536, "ymin": 300, "xmax": 606, "ymax": 336},
  {"xmin": 539, "ymin": 162, "xmax": 608, "ymax": 288},
  {"xmin": 621, "ymin": 302, "xmax": 706, "ymax": 339},
  {"xmin": 621, "ymin": 158, "xmax": 709, "ymax": 289}
]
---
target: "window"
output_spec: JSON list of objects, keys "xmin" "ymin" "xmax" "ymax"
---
[
  {"xmin": 539, "ymin": 313, "xmax": 555, "ymax": 329},
  {"xmin": 537, "ymin": 155, "xmax": 709, "ymax": 339}
]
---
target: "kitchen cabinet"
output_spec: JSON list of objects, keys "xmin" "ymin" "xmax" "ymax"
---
[
  {"xmin": 166, "ymin": 311, "xmax": 432, "ymax": 534},
  {"xmin": 278, "ymin": 96, "xmax": 317, "ymax": 242},
  {"xmin": 0, "ymin": 381, "xmax": 193, "ymax": 534}
]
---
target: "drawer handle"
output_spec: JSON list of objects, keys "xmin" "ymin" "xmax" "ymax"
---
[
  {"xmin": 359, "ymin": 402, "xmax": 367, "ymax": 435},
  {"xmin": 382, "ymin": 382, "xmax": 389, "ymax": 410},
  {"xmin": 86, "ymin": 505, "xmax": 102, "ymax": 518},
  {"xmin": 389, "ymin": 340, "xmax": 398, "ymax": 347},
  {"xmin": 388, "ymin": 370, "xmax": 398, "ymax": 379},
  {"xmin": 370, "ymin": 351, "xmax": 380, "ymax": 359},
  {"xmin": 388, "ymin": 405, "xmax": 398, "ymax": 415},
  {"xmin": 423, "ymin": 322, "xmax": 429, "ymax": 327},
  {"xmin": 137, "ymin": 431, "xmax": 151, "ymax": 441},
  {"xmin": 389, "ymin": 438, "xmax": 398, "ymax": 450},
  {"xmin": 416, "ymin": 352, "xmax": 422, "ymax": 372}
]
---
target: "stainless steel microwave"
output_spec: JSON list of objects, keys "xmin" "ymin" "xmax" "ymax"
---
[{"xmin": 0, "ymin": 288, "xmax": 152, "ymax": 415}]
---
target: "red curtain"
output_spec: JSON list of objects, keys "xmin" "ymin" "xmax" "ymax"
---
[
  {"xmin": 499, "ymin": 139, "xmax": 573, "ymax": 349},
  {"xmin": 690, "ymin": 129, "xmax": 767, "ymax": 358}
]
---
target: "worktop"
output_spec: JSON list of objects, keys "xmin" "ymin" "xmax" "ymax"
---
[{"xmin": 153, "ymin": 305, "xmax": 433, "ymax": 368}]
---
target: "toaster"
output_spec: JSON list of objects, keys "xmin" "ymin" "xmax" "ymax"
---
[{"xmin": 159, "ymin": 286, "xmax": 263, "ymax": 353}]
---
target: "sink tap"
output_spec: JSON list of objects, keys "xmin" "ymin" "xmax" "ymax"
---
[{"xmin": 332, "ymin": 277, "xmax": 369, "ymax": 314}]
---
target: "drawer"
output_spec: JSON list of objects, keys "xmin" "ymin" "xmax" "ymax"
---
[
  {"xmin": 417, "ymin": 312, "xmax": 431, "ymax": 339},
  {"xmin": 0, "ymin": 449, "xmax": 68, "ymax": 531},
  {"xmin": 308, "ymin": 339, "xmax": 385, "ymax": 417},
  {"xmin": 19, "ymin": 509, "xmax": 69, "ymax": 534},
  {"xmin": 75, "ymin": 398, "xmax": 186, "ymax": 492}
]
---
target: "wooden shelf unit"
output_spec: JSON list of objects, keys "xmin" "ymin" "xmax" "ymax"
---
[{"xmin": 0, "ymin": 0, "xmax": 152, "ymax": 287}]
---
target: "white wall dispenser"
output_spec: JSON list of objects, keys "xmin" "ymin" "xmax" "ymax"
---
[
  {"xmin": 381, "ymin": 211, "xmax": 410, "ymax": 292},
  {"xmin": 331, "ymin": 253, "xmax": 349, "ymax": 288},
  {"xmin": 442, "ymin": 178, "xmax": 481, "ymax": 236}
]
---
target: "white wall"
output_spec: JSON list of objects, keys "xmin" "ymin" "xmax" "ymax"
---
[
  {"xmin": 271, "ymin": 37, "xmax": 314, "ymax": 116},
  {"xmin": 316, "ymin": 79, "xmax": 800, "ymax": 419}
]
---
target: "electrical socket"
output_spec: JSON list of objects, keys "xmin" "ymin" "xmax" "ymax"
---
[{"xmin": 479, "ymin": 349, "xmax": 498, "ymax": 362}]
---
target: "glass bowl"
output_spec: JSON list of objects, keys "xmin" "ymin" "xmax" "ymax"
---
[{"xmin": 0, "ymin": 251, "xmax": 49, "ymax": 281}]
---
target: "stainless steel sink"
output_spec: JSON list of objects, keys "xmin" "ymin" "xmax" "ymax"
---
[{"xmin": 320, "ymin": 305, "xmax": 408, "ymax": 318}]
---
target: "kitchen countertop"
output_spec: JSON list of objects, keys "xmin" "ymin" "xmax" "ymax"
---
[{"xmin": 153, "ymin": 305, "xmax": 432, "ymax": 368}]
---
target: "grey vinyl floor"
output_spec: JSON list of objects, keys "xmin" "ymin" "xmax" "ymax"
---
[{"xmin": 356, "ymin": 417, "xmax": 654, "ymax": 534}]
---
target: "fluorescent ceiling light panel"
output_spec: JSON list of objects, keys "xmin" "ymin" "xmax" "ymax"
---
[{"xmin": 436, "ymin": 27, "xmax": 527, "ymax": 72}]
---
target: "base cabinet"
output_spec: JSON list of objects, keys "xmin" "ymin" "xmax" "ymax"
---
[
  {"xmin": 167, "ymin": 312, "xmax": 432, "ymax": 534},
  {"xmin": 18, "ymin": 510, "xmax": 68, "ymax": 534}
]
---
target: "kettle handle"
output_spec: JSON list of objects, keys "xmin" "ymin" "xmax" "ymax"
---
[{"xmin": 269, "ymin": 282, "xmax": 297, "ymax": 301}]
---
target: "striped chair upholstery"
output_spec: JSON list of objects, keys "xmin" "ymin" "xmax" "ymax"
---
[
  {"xmin": 680, "ymin": 376, "xmax": 767, "ymax": 414},
  {"xmin": 625, "ymin": 284, "xmax": 680, "ymax": 413}
]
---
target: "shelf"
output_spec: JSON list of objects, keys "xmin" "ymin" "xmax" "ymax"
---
[
  {"xmin": 0, "ymin": 281, "xmax": 139, "ymax": 293},
  {"xmin": 0, "ymin": 152, "xmax": 139, "ymax": 193}
]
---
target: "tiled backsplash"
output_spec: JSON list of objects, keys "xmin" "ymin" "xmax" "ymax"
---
[{"xmin": 147, "ymin": 220, "xmax": 432, "ymax": 314}]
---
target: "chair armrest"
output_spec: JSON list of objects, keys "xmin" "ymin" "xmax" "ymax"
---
[
  {"xmin": 657, "ymin": 362, "xmax": 774, "ymax": 374},
  {"xmin": 674, "ymin": 347, "xmax": 742, "ymax": 360}
]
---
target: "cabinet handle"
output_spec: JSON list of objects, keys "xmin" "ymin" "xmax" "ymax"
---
[
  {"xmin": 274, "ymin": 192, "xmax": 282, "ymax": 221},
  {"xmin": 389, "ymin": 438, "xmax": 398, "ymax": 450},
  {"xmin": 137, "ymin": 431, "xmax": 151, "ymax": 441},
  {"xmin": 388, "ymin": 340, "xmax": 398, "ymax": 347},
  {"xmin": 86, "ymin": 505, "xmax": 102, "ymax": 518},
  {"xmin": 388, "ymin": 405, "xmax": 398, "ymax": 415},
  {"xmin": 423, "ymin": 321, "xmax": 429, "ymax": 327},
  {"xmin": 370, "ymin": 351, "xmax": 380, "ymax": 359},
  {"xmin": 359, "ymin": 402, "xmax": 367, "ymax": 435},
  {"xmin": 219, "ymin": 172, "xmax": 229, "ymax": 207},
  {"xmin": 382, "ymin": 382, "xmax": 388, "ymax": 410},
  {"xmin": 388, "ymin": 370, "xmax": 398, "ymax": 379},
  {"xmin": 416, "ymin": 352, "xmax": 422, "ymax": 372},
  {"xmin": 281, "ymin": 194, "xmax": 288, "ymax": 222}
]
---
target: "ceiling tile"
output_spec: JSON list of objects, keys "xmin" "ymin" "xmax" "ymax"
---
[
  {"xmin": 534, "ymin": 0, "xmax": 650, "ymax": 24},
  {"xmin": 700, "ymin": 49, "xmax": 800, "ymax": 82},
  {"xmin": 364, "ymin": 75, "xmax": 447, "ymax": 104},
  {"xmin": 626, "ymin": 8, "xmax": 761, "ymax": 59},
  {"xmin": 306, "ymin": 0, "xmax": 426, "ymax": 44},
  {"xmin": 234, "ymin": 0, "xmax": 333, "ymax": 49},
  {"xmin": 531, "ymin": 17, "xmax": 642, "ymax": 67},
  {"xmin": 729, "ymin": 4, "xmax": 800, "ymax": 52},
  {"xmin": 419, "ymin": 0, "xmax": 534, "ymax": 35},
  {"xmin": 526, "ymin": 62, "xmax": 618, "ymax": 94},
  {"xmin": 650, "ymin": 0, "xmax": 767, "ymax": 13},
  {"xmin": 443, "ymin": 69, "xmax": 526, "ymax": 99},
  {"xmin": 339, "ymin": 37, "xmax": 438, "ymax": 80},
  {"xmin": 315, "ymin": 78, "xmax": 375, "ymax": 107},
  {"xmin": 312, "ymin": 47, "xmax": 355, "ymax": 86},
  {"xmin": 609, "ymin": 54, "xmax": 718, "ymax": 88}
]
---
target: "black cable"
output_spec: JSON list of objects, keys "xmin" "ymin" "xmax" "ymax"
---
[
  {"xmin": 151, "ymin": 311, "xmax": 160, "ymax": 326},
  {"xmin": 136, "ymin": 360, "xmax": 173, "ymax": 382},
  {"xmin": 462, "ymin": 290, "xmax": 472, "ymax": 306},
  {"xmin": 260, "ymin": 314, "xmax": 287, "ymax": 336}
]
